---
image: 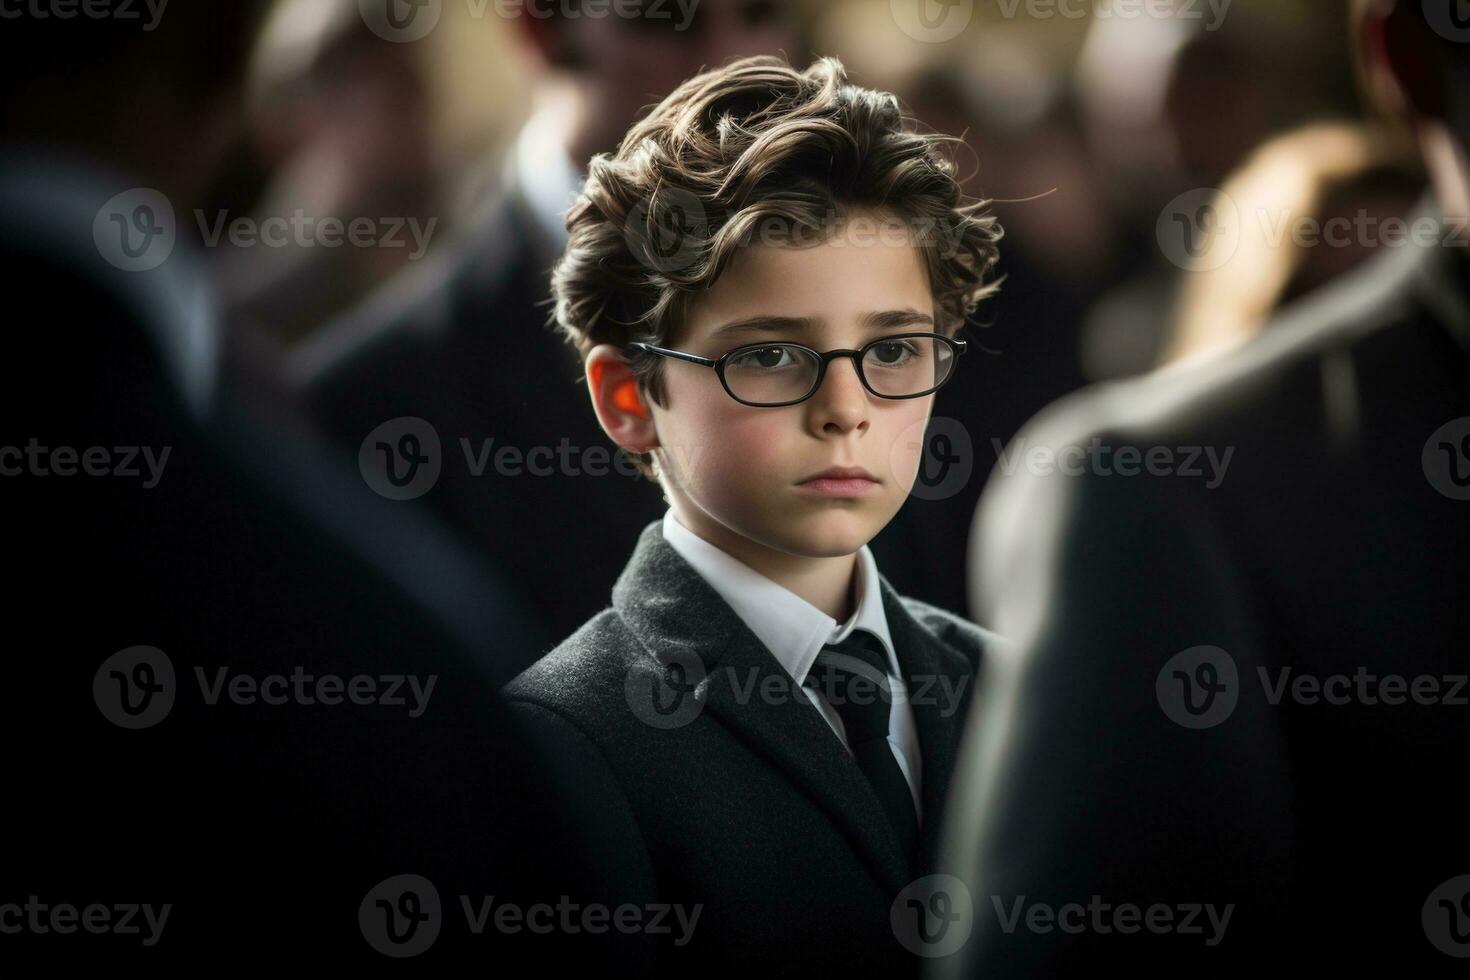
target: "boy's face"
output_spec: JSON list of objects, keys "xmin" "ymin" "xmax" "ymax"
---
[{"xmin": 651, "ymin": 211, "xmax": 938, "ymax": 561}]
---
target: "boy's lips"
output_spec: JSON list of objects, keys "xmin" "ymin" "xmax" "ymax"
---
[
  {"xmin": 795, "ymin": 466, "xmax": 881, "ymax": 498},
  {"xmin": 796, "ymin": 466, "xmax": 879, "ymax": 484}
]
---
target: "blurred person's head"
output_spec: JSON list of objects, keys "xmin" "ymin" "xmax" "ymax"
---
[
  {"xmin": 248, "ymin": 0, "xmax": 434, "ymax": 206},
  {"xmin": 1, "ymin": 3, "xmax": 271, "ymax": 204},
  {"xmin": 1355, "ymin": 0, "xmax": 1470, "ymax": 222},
  {"xmin": 515, "ymin": 0, "xmax": 804, "ymax": 164},
  {"xmin": 549, "ymin": 54, "xmax": 1001, "ymax": 569},
  {"xmin": 1078, "ymin": 2, "xmax": 1356, "ymax": 217}
]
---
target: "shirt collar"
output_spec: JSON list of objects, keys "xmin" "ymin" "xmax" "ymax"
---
[{"xmin": 660, "ymin": 507, "xmax": 901, "ymax": 686}]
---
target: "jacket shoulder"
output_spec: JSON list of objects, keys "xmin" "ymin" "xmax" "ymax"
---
[
  {"xmin": 501, "ymin": 607, "xmax": 644, "ymax": 724},
  {"xmin": 896, "ymin": 594, "xmax": 1002, "ymax": 668},
  {"xmin": 1014, "ymin": 235, "xmax": 1422, "ymax": 456}
]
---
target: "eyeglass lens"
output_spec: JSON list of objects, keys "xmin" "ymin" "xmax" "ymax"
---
[{"xmin": 722, "ymin": 336, "xmax": 954, "ymax": 404}]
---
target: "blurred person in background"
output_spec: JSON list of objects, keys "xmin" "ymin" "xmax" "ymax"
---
[
  {"xmin": 1075, "ymin": 0, "xmax": 1362, "ymax": 380},
  {"xmin": 1, "ymin": 2, "xmax": 628, "ymax": 966},
  {"xmin": 885, "ymin": 56, "xmax": 1113, "ymax": 619},
  {"xmin": 284, "ymin": 0, "xmax": 806, "ymax": 654},
  {"xmin": 216, "ymin": 0, "xmax": 442, "ymax": 390},
  {"xmin": 938, "ymin": 0, "xmax": 1470, "ymax": 973}
]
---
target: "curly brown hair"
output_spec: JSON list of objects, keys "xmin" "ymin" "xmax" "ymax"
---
[{"xmin": 548, "ymin": 53, "xmax": 1003, "ymax": 481}]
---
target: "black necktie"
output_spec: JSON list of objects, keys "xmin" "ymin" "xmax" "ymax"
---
[{"xmin": 804, "ymin": 630, "xmax": 919, "ymax": 870}]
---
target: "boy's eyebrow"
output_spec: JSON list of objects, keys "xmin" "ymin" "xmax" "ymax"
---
[{"xmin": 709, "ymin": 308, "xmax": 934, "ymax": 340}]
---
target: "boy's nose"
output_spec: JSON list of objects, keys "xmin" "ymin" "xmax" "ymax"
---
[{"xmin": 809, "ymin": 355, "xmax": 871, "ymax": 429}]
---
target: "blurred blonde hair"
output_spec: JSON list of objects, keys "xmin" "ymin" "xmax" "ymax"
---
[{"xmin": 1161, "ymin": 120, "xmax": 1421, "ymax": 365}]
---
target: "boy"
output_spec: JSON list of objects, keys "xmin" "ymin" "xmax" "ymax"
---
[{"xmin": 504, "ymin": 53, "xmax": 1003, "ymax": 974}]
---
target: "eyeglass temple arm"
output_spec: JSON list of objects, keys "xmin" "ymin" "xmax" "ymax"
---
[{"xmin": 626, "ymin": 342, "xmax": 717, "ymax": 367}]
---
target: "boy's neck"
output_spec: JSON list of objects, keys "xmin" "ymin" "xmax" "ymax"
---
[{"xmin": 669, "ymin": 504, "xmax": 861, "ymax": 623}]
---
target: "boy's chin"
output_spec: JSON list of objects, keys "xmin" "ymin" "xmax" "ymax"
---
[{"xmin": 774, "ymin": 508, "xmax": 886, "ymax": 558}]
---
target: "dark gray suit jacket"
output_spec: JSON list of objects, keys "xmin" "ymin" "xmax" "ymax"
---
[
  {"xmin": 504, "ymin": 518, "xmax": 999, "ymax": 976},
  {"xmin": 938, "ymin": 207, "xmax": 1470, "ymax": 976}
]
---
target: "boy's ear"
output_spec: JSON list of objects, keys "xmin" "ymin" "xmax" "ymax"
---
[{"xmin": 585, "ymin": 345, "xmax": 659, "ymax": 454}]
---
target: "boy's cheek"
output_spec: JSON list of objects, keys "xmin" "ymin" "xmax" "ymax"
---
[{"xmin": 866, "ymin": 402, "xmax": 927, "ymax": 485}]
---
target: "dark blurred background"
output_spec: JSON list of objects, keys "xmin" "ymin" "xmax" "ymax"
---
[
  {"xmin": 0, "ymin": 0, "xmax": 1438, "ymax": 966},
  {"xmin": 56, "ymin": 0, "xmax": 1413, "ymax": 650}
]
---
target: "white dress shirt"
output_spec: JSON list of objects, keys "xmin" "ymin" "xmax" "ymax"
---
[{"xmin": 661, "ymin": 508, "xmax": 923, "ymax": 819}]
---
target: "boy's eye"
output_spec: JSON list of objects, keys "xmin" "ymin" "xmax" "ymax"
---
[
  {"xmin": 866, "ymin": 340, "xmax": 921, "ymax": 368},
  {"xmin": 730, "ymin": 346, "xmax": 797, "ymax": 370}
]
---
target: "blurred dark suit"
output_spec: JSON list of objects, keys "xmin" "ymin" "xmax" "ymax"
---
[
  {"xmin": 286, "ymin": 149, "xmax": 665, "ymax": 656},
  {"xmin": 938, "ymin": 203, "xmax": 1470, "ymax": 975},
  {"xmin": 2, "ymin": 147, "xmax": 640, "ymax": 969}
]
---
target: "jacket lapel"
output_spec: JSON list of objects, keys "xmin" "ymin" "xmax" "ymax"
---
[
  {"xmin": 612, "ymin": 520, "xmax": 981, "ymax": 896},
  {"xmin": 876, "ymin": 573, "xmax": 979, "ymax": 874}
]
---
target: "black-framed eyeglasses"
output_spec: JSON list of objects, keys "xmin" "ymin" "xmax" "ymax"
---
[{"xmin": 625, "ymin": 332, "xmax": 967, "ymax": 407}]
